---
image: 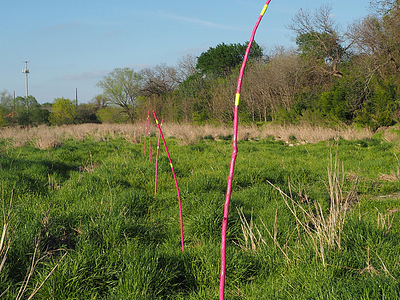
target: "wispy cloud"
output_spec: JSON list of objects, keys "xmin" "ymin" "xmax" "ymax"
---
[
  {"xmin": 105, "ymin": 30, "xmax": 120, "ymax": 36},
  {"xmin": 156, "ymin": 11, "xmax": 242, "ymax": 30},
  {"xmin": 182, "ymin": 46, "xmax": 208, "ymax": 54},
  {"xmin": 61, "ymin": 69, "xmax": 111, "ymax": 81},
  {"xmin": 124, "ymin": 63, "xmax": 153, "ymax": 70},
  {"xmin": 43, "ymin": 22, "xmax": 81, "ymax": 31}
]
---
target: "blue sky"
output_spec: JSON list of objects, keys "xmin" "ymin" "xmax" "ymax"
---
[{"xmin": 1, "ymin": 0, "xmax": 370, "ymax": 104}]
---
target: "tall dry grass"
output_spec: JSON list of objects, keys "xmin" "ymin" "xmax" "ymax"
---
[
  {"xmin": 260, "ymin": 124, "xmax": 373, "ymax": 144},
  {"xmin": 0, "ymin": 123, "xmax": 375, "ymax": 149},
  {"xmin": 267, "ymin": 150, "xmax": 359, "ymax": 267}
]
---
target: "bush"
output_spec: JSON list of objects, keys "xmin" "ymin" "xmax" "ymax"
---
[
  {"xmin": 355, "ymin": 78, "xmax": 399, "ymax": 130},
  {"xmin": 49, "ymin": 98, "xmax": 77, "ymax": 126},
  {"xmin": 96, "ymin": 107, "xmax": 127, "ymax": 124}
]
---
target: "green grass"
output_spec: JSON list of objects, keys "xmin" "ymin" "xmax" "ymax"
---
[{"xmin": 0, "ymin": 134, "xmax": 399, "ymax": 299}]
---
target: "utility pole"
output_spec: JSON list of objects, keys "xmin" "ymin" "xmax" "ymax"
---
[
  {"xmin": 22, "ymin": 61, "xmax": 30, "ymax": 126},
  {"xmin": 22, "ymin": 61, "xmax": 30, "ymax": 98},
  {"xmin": 13, "ymin": 91, "xmax": 16, "ymax": 121},
  {"xmin": 75, "ymin": 88, "xmax": 78, "ymax": 106}
]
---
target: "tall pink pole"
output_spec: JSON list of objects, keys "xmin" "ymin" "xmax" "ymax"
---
[
  {"xmin": 144, "ymin": 113, "xmax": 147, "ymax": 157},
  {"xmin": 153, "ymin": 111, "xmax": 184, "ymax": 252},
  {"xmin": 155, "ymin": 118, "xmax": 164, "ymax": 196},
  {"xmin": 148, "ymin": 112, "xmax": 152, "ymax": 162},
  {"xmin": 219, "ymin": 1, "xmax": 272, "ymax": 299},
  {"xmin": 139, "ymin": 117, "xmax": 142, "ymax": 147}
]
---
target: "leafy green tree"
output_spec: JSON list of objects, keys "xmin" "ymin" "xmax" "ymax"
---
[
  {"xmin": 296, "ymin": 32, "xmax": 347, "ymax": 67},
  {"xmin": 90, "ymin": 95, "xmax": 109, "ymax": 110},
  {"xmin": 174, "ymin": 73, "xmax": 212, "ymax": 122},
  {"xmin": 0, "ymin": 90, "xmax": 13, "ymax": 110},
  {"xmin": 96, "ymin": 106, "xmax": 126, "ymax": 124},
  {"xmin": 0, "ymin": 109, "xmax": 4, "ymax": 127},
  {"xmin": 1, "ymin": 90, "xmax": 15, "ymax": 125},
  {"xmin": 49, "ymin": 97, "xmax": 77, "ymax": 125},
  {"xmin": 11, "ymin": 96, "xmax": 48, "ymax": 126},
  {"xmin": 96, "ymin": 68, "xmax": 142, "ymax": 123},
  {"xmin": 196, "ymin": 42, "xmax": 263, "ymax": 78},
  {"xmin": 318, "ymin": 87, "xmax": 351, "ymax": 122},
  {"xmin": 27, "ymin": 106, "xmax": 49, "ymax": 125},
  {"xmin": 355, "ymin": 78, "xmax": 399, "ymax": 129},
  {"xmin": 75, "ymin": 103, "xmax": 100, "ymax": 124},
  {"xmin": 317, "ymin": 75, "xmax": 370, "ymax": 124}
]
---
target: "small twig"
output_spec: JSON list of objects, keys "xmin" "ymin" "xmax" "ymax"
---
[
  {"xmin": 27, "ymin": 252, "xmax": 68, "ymax": 300},
  {"xmin": 0, "ymin": 286, "xmax": 10, "ymax": 298},
  {"xmin": 0, "ymin": 191, "xmax": 13, "ymax": 253},
  {"xmin": 15, "ymin": 232, "xmax": 41, "ymax": 300},
  {"xmin": 259, "ymin": 217, "xmax": 291, "ymax": 263},
  {"xmin": 0, "ymin": 243, "xmax": 10, "ymax": 274},
  {"xmin": 370, "ymin": 248, "xmax": 397, "ymax": 282}
]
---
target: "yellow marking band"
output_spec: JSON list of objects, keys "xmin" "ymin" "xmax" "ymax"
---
[
  {"xmin": 235, "ymin": 93, "xmax": 240, "ymax": 106},
  {"xmin": 170, "ymin": 163, "xmax": 173, "ymax": 168},
  {"xmin": 261, "ymin": 4, "xmax": 268, "ymax": 16},
  {"xmin": 155, "ymin": 119, "xmax": 159, "ymax": 124}
]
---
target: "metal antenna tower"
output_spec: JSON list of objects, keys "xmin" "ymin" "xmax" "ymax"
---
[{"xmin": 22, "ymin": 61, "xmax": 30, "ymax": 97}]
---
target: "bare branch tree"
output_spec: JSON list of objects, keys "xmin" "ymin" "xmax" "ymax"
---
[
  {"xmin": 288, "ymin": 5, "xmax": 355, "ymax": 78},
  {"xmin": 176, "ymin": 54, "xmax": 197, "ymax": 82},
  {"xmin": 349, "ymin": 0, "xmax": 400, "ymax": 74},
  {"xmin": 240, "ymin": 49, "xmax": 308, "ymax": 122},
  {"xmin": 140, "ymin": 64, "xmax": 180, "ymax": 97}
]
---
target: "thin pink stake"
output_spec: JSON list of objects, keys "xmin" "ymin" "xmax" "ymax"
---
[
  {"xmin": 155, "ymin": 118, "xmax": 164, "ymax": 196},
  {"xmin": 219, "ymin": 1, "xmax": 272, "ymax": 299},
  {"xmin": 139, "ymin": 117, "xmax": 142, "ymax": 148},
  {"xmin": 148, "ymin": 112, "xmax": 152, "ymax": 162},
  {"xmin": 153, "ymin": 111, "xmax": 184, "ymax": 252},
  {"xmin": 144, "ymin": 112, "xmax": 149, "ymax": 157}
]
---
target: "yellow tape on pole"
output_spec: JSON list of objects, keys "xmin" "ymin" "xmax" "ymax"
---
[
  {"xmin": 235, "ymin": 93, "xmax": 240, "ymax": 106},
  {"xmin": 261, "ymin": 4, "xmax": 268, "ymax": 15}
]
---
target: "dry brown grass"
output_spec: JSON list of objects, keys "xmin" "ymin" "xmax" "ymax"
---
[
  {"xmin": 267, "ymin": 150, "xmax": 359, "ymax": 267},
  {"xmin": 0, "ymin": 123, "xmax": 375, "ymax": 149},
  {"xmin": 260, "ymin": 124, "xmax": 373, "ymax": 143}
]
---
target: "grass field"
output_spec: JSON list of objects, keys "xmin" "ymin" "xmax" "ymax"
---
[{"xmin": 0, "ymin": 123, "xmax": 399, "ymax": 299}]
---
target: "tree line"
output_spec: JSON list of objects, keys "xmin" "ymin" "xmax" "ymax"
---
[{"xmin": 1, "ymin": 0, "xmax": 399, "ymax": 130}]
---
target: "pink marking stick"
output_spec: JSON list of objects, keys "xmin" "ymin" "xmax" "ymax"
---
[
  {"xmin": 148, "ymin": 112, "xmax": 152, "ymax": 162},
  {"xmin": 144, "ymin": 113, "xmax": 147, "ymax": 157},
  {"xmin": 219, "ymin": 1, "xmax": 272, "ymax": 299},
  {"xmin": 153, "ymin": 111, "xmax": 184, "ymax": 252},
  {"xmin": 139, "ymin": 117, "xmax": 142, "ymax": 147},
  {"xmin": 155, "ymin": 118, "xmax": 164, "ymax": 196}
]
